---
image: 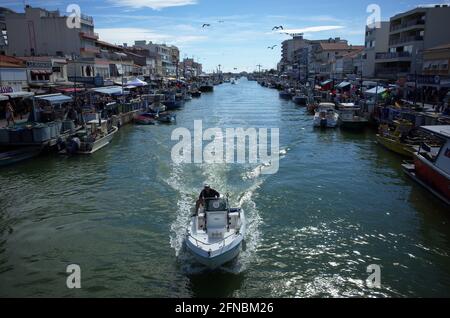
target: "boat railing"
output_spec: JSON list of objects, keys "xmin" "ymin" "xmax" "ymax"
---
[{"xmin": 187, "ymin": 231, "xmax": 239, "ymax": 248}]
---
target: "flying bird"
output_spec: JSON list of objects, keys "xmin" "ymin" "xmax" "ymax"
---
[
  {"xmin": 268, "ymin": 45, "xmax": 278, "ymax": 49},
  {"xmin": 272, "ymin": 26, "xmax": 284, "ymax": 31},
  {"xmin": 202, "ymin": 24, "xmax": 211, "ymax": 28}
]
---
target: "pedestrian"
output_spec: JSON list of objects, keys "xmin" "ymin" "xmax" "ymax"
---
[{"xmin": 5, "ymin": 102, "xmax": 15, "ymax": 127}]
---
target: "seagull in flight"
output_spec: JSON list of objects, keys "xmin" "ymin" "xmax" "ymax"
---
[
  {"xmin": 272, "ymin": 26, "xmax": 284, "ymax": 31},
  {"xmin": 202, "ymin": 24, "xmax": 211, "ymax": 28},
  {"xmin": 268, "ymin": 45, "xmax": 278, "ymax": 49}
]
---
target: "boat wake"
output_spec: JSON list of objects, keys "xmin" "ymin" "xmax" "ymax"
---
[{"xmin": 166, "ymin": 147, "xmax": 290, "ymax": 274}]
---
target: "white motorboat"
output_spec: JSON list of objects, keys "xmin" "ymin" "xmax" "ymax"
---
[
  {"xmin": 313, "ymin": 103, "xmax": 339, "ymax": 128},
  {"xmin": 337, "ymin": 103, "xmax": 369, "ymax": 130},
  {"xmin": 64, "ymin": 119, "xmax": 118, "ymax": 155},
  {"xmin": 186, "ymin": 197, "xmax": 246, "ymax": 269}
]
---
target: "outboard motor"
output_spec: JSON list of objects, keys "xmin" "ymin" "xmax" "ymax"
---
[{"xmin": 66, "ymin": 137, "xmax": 80, "ymax": 155}]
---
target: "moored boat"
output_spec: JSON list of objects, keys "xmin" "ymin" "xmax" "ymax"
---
[
  {"xmin": 135, "ymin": 113, "xmax": 157, "ymax": 125},
  {"xmin": 375, "ymin": 120, "xmax": 417, "ymax": 158},
  {"xmin": 292, "ymin": 93, "xmax": 308, "ymax": 106},
  {"xmin": 279, "ymin": 89, "xmax": 294, "ymax": 100},
  {"xmin": 0, "ymin": 146, "xmax": 43, "ymax": 167},
  {"xmin": 64, "ymin": 120, "xmax": 118, "ymax": 155},
  {"xmin": 337, "ymin": 103, "xmax": 369, "ymax": 130},
  {"xmin": 402, "ymin": 125, "xmax": 450, "ymax": 205},
  {"xmin": 186, "ymin": 197, "xmax": 246, "ymax": 269},
  {"xmin": 313, "ymin": 103, "xmax": 339, "ymax": 128},
  {"xmin": 200, "ymin": 81, "xmax": 214, "ymax": 92}
]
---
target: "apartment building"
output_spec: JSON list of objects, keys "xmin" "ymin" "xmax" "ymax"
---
[
  {"xmin": 4, "ymin": 5, "xmax": 98, "ymax": 58},
  {"xmin": 375, "ymin": 5, "xmax": 450, "ymax": 79},
  {"xmin": 134, "ymin": 41, "xmax": 180, "ymax": 77},
  {"xmin": 363, "ymin": 22, "xmax": 390, "ymax": 78}
]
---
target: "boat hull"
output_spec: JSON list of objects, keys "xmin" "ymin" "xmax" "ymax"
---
[
  {"xmin": 375, "ymin": 135, "xmax": 415, "ymax": 158},
  {"xmin": 340, "ymin": 120, "xmax": 369, "ymax": 130},
  {"xmin": 313, "ymin": 117, "xmax": 338, "ymax": 128},
  {"xmin": 200, "ymin": 86, "xmax": 214, "ymax": 93},
  {"xmin": 279, "ymin": 92, "xmax": 293, "ymax": 100},
  {"xmin": 0, "ymin": 147, "xmax": 42, "ymax": 167},
  {"xmin": 414, "ymin": 154, "xmax": 450, "ymax": 203},
  {"xmin": 78, "ymin": 126, "xmax": 118, "ymax": 155},
  {"xmin": 186, "ymin": 238, "xmax": 243, "ymax": 269}
]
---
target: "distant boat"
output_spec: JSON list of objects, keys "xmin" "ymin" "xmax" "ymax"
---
[
  {"xmin": 279, "ymin": 89, "xmax": 294, "ymax": 100},
  {"xmin": 337, "ymin": 103, "xmax": 369, "ymax": 130},
  {"xmin": 135, "ymin": 113, "xmax": 157, "ymax": 125},
  {"xmin": 292, "ymin": 92, "xmax": 308, "ymax": 106},
  {"xmin": 191, "ymin": 90, "xmax": 202, "ymax": 98},
  {"xmin": 200, "ymin": 81, "xmax": 214, "ymax": 92},
  {"xmin": 313, "ymin": 103, "xmax": 339, "ymax": 128},
  {"xmin": 63, "ymin": 120, "xmax": 118, "ymax": 155}
]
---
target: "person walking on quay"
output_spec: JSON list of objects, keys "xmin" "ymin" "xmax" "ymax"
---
[{"xmin": 5, "ymin": 102, "xmax": 15, "ymax": 127}]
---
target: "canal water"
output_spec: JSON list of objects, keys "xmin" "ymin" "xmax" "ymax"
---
[{"xmin": 0, "ymin": 78, "xmax": 449, "ymax": 298}]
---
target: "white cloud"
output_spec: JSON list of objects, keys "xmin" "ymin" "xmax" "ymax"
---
[
  {"xmin": 108, "ymin": 0, "xmax": 198, "ymax": 10},
  {"xmin": 96, "ymin": 27, "xmax": 207, "ymax": 46},
  {"xmin": 277, "ymin": 25, "xmax": 345, "ymax": 34}
]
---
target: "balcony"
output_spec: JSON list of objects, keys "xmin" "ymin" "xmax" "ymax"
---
[
  {"xmin": 80, "ymin": 14, "xmax": 94, "ymax": 25},
  {"xmin": 375, "ymin": 52, "xmax": 412, "ymax": 60},
  {"xmin": 389, "ymin": 36, "xmax": 423, "ymax": 46},
  {"xmin": 390, "ymin": 18, "xmax": 425, "ymax": 32},
  {"xmin": 80, "ymin": 47, "xmax": 100, "ymax": 54},
  {"xmin": 80, "ymin": 31, "xmax": 99, "ymax": 40}
]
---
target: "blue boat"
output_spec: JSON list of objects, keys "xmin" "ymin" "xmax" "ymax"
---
[{"xmin": 0, "ymin": 147, "xmax": 42, "ymax": 167}]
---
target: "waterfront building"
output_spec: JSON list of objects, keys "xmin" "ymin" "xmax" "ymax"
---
[
  {"xmin": 0, "ymin": 7, "xmax": 13, "ymax": 55},
  {"xmin": 362, "ymin": 22, "xmax": 390, "ymax": 78},
  {"xmin": 375, "ymin": 4, "xmax": 450, "ymax": 80},
  {"xmin": 0, "ymin": 55, "xmax": 28, "ymax": 92},
  {"xmin": 134, "ymin": 41, "xmax": 180, "ymax": 77},
  {"xmin": 4, "ymin": 5, "xmax": 98, "ymax": 58},
  {"xmin": 312, "ymin": 40, "xmax": 364, "ymax": 79},
  {"xmin": 333, "ymin": 48, "xmax": 365, "ymax": 80},
  {"xmin": 180, "ymin": 58, "xmax": 203, "ymax": 78},
  {"xmin": 16, "ymin": 56, "xmax": 68, "ymax": 91}
]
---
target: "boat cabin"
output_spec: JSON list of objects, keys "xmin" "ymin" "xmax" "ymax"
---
[
  {"xmin": 197, "ymin": 198, "xmax": 242, "ymax": 241},
  {"xmin": 417, "ymin": 126, "xmax": 450, "ymax": 174}
]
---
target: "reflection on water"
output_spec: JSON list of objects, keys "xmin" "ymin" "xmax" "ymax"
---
[{"xmin": 0, "ymin": 78, "xmax": 449, "ymax": 297}]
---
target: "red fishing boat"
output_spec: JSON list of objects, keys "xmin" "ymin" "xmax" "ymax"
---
[{"xmin": 402, "ymin": 126, "xmax": 450, "ymax": 205}]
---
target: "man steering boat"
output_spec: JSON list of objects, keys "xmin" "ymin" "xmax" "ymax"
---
[{"xmin": 195, "ymin": 184, "xmax": 220, "ymax": 214}]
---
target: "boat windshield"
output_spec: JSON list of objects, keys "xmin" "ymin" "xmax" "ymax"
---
[{"xmin": 205, "ymin": 198, "xmax": 228, "ymax": 212}]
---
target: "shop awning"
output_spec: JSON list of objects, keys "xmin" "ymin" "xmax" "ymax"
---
[
  {"xmin": 125, "ymin": 78, "xmax": 148, "ymax": 87},
  {"xmin": 56, "ymin": 87, "xmax": 85, "ymax": 93},
  {"xmin": 31, "ymin": 70, "xmax": 52, "ymax": 75},
  {"xmin": 35, "ymin": 94, "xmax": 73, "ymax": 104},
  {"xmin": 337, "ymin": 81, "xmax": 351, "ymax": 89},
  {"xmin": 365, "ymin": 86, "xmax": 386, "ymax": 95},
  {"xmin": 91, "ymin": 86, "xmax": 128, "ymax": 96},
  {"xmin": 2, "ymin": 91, "xmax": 35, "ymax": 99}
]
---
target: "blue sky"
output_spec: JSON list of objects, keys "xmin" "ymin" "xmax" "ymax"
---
[{"xmin": 3, "ymin": 0, "xmax": 450, "ymax": 72}]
